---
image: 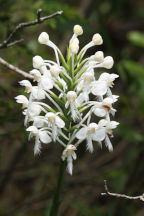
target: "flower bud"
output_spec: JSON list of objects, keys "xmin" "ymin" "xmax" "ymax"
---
[
  {"xmin": 94, "ymin": 51, "xmax": 104, "ymax": 63},
  {"xmin": 73, "ymin": 25, "xmax": 83, "ymax": 36},
  {"xmin": 33, "ymin": 56, "xmax": 44, "ymax": 69},
  {"xmin": 103, "ymin": 56, "xmax": 114, "ymax": 69},
  {"xmin": 70, "ymin": 41, "xmax": 79, "ymax": 54},
  {"xmin": 50, "ymin": 65, "xmax": 61, "ymax": 78},
  {"xmin": 38, "ymin": 32, "xmax": 49, "ymax": 44},
  {"xmin": 92, "ymin": 33, "xmax": 103, "ymax": 45}
]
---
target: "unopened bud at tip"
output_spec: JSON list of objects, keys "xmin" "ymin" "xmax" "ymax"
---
[
  {"xmin": 94, "ymin": 51, "xmax": 104, "ymax": 63},
  {"xmin": 73, "ymin": 25, "xmax": 83, "ymax": 36},
  {"xmin": 38, "ymin": 32, "xmax": 49, "ymax": 44},
  {"xmin": 103, "ymin": 56, "xmax": 114, "ymax": 69},
  {"xmin": 92, "ymin": 33, "xmax": 103, "ymax": 45},
  {"xmin": 33, "ymin": 55, "xmax": 44, "ymax": 69}
]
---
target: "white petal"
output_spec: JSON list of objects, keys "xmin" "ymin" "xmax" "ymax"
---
[
  {"xmin": 28, "ymin": 104, "xmax": 41, "ymax": 116},
  {"xmin": 70, "ymin": 103, "xmax": 80, "ymax": 122},
  {"xmin": 91, "ymin": 81, "xmax": 107, "ymax": 96},
  {"xmin": 99, "ymin": 72, "xmax": 109, "ymax": 81},
  {"xmin": 32, "ymin": 86, "xmax": 45, "ymax": 100},
  {"xmin": 93, "ymin": 108, "xmax": 106, "ymax": 117},
  {"xmin": 56, "ymin": 116, "xmax": 65, "ymax": 128},
  {"xmin": 75, "ymin": 127, "xmax": 87, "ymax": 140},
  {"xmin": 67, "ymin": 155, "xmax": 73, "ymax": 175},
  {"xmin": 15, "ymin": 95, "xmax": 28, "ymax": 103},
  {"xmin": 15, "ymin": 95, "xmax": 28, "ymax": 108},
  {"xmin": 52, "ymin": 124, "xmax": 57, "ymax": 142},
  {"xmin": 109, "ymin": 121, "xmax": 119, "ymax": 129},
  {"xmin": 72, "ymin": 152, "xmax": 77, "ymax": 160},
  {"xmin": 65, "ymin": 101, "xmax": 69, "ymax": 109},
  {"xmin": 110, "ymin": 73, "xmax": 119, "ymax": 80},
  {"xmin": 39, "ymin": 131, "xmax": 52, "ymax": 144},
  {"xmin": 86, "ymin": 137, "xmax": 94, "ymax": 153},
  {"xmin": 58, "ymin": 78, "xmax": 67, "ymax": 90},
  {"xmin": 93, "ymin": 128, "xmax": 106, "ymax": 142},
  {"xmin": 26, "ymin": 126, "xmax": 38, "ymax": 133},
  {"xmin": 34, "ymin": 138, "xmax": 41, "ymax": 155},
  {"xmin": 75, "ymin": 93, "xmax": 85, "ymax": 107},
  {"xmin": 33, "ymin": 118, "xmax": 45, "ymax": 128},
  {"xmin": 104, "ymin": 135, "xmax": 113, "ymax": 152},
  {"xmin": 103, "ymin": 97, "xmax": 113, "ymax": 105},
  {"xmin": 77, "ymin": 80, "xmax": 84, "ymax": 91},
  {"xmin": 98, "ymin": 119, "xmax": 108, "ymax": 127},
  {"xmin": 19, "ymin": 80, "xmax": 32, "ymax": 87},
  {"xmin": 112, "ymin": 95, "xmax": 119, "ymax": 102},
  {"xmin": 41, "ymin": 75, "xmax": 53, "ymax": 90}
]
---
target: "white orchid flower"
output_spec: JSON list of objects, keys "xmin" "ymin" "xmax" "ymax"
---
[
  {"xmin": 91, "ymin": 80, "xmax": 108, "ymax": 96},
  {"xmin": 77, "ymin": 71, "xmax": 95, "ymax": 101},
  {"xmin": 62, "ymin": 144, "xmax": 77, "ymax": 175},
  {"xmin": 93, "ymin": 97, "xmax": 116, "ymax": 117},
  {"xmin": 26, "ymin": 126, "xmax": 52, "ymax": 155},
  {"xmin": 45, "ymin": 112, "xmax": 65, "ymax": 141},
  {"xmin": 65, "ymin": 91, "xmax": 81, "ymax": 122},
  {"xmin": 97, "ymin": 119, "xmax": 119, "ymax": 151},
  {"xmin": 15, "ymin": 95, "xmax": 28, "ymax": 109},
  {"xmin": 76, "ymin": 123, "xmax": 105, "ymax": 153},
  {"xmin": 19, "ymin": 80, "xmax": 45, "ymax": 100}
]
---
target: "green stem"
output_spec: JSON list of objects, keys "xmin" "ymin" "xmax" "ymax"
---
[{"xmin": 49, "ymin": 159, "xmax": 65, "ymax": 216}]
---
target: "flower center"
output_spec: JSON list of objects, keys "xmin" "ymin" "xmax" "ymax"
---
[
  {"xmin": 103, "ymin": 105, "xmax": 111, "ymax": 110},
  {"xmin": 67, "ymin": 91, "xmax": 77, "ymax": 102},
  {"xmin": 88, "ymin": 127, "xmax": 96, "ymax": 134},
  {"xmin": 83, "ymin": 74, "xmax": 93, "ymax": 83}
]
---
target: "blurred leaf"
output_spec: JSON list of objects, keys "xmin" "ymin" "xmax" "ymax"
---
[
  {"xmin": 127, "ymin": 31, "xmax": 144, "ymax": 47},
  {"xmin": 117, "ymin": 123, "xmax": 144, "ymax": 142},
  {"xmin": 121, "ymin": 60, "xmax": 144, "ymax": 77},
  {"xmin": 71, "ymin": 202, "xmax": 102, "ymax": 216}
]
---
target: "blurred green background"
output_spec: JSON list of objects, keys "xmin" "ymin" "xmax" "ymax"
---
[{"xmin": 0, "ymin": 0, "xmax": 144, "ymax": 215}]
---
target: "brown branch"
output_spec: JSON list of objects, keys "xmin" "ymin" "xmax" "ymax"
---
[
  {"xmin": 0, "ymin": 57, "xmax": 33, "ymax": 79},
  {"xmin": 101, "ymin": 180, "xmax": 144, "ymax": 201},
  {"xmin": 0, "ymin": 9, "xmax": 63, "ymax": 49}
]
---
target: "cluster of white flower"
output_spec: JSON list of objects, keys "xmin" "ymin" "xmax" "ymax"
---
[{"xmin": 15, "ymin": 25, "xmax": 119, "ymax": 175}]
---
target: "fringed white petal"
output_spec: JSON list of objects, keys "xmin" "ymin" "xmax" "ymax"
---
[
  {"xmin": 67, "ymin": 155, "xmax": 73, "ymax": 175},
  {"xmin": 104, "ymin": 135, "xmax": 113, "ymax": 152},
  {"xmin": 86, "ymin": 137, "xmax": 94, "ymax": 153},
  {"xmin": 34, "ymin": 138, "xmax": 41, "ymax": 155}
]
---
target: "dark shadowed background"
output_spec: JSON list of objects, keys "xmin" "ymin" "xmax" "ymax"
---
[{"xmin": 0, "ymin": 0, "xmax": 144, "ymax": 215}]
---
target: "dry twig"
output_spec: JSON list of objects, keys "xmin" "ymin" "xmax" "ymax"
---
[
  {"xmin": 0, "ymin": 9, "xmax": 63, "ymax": 78},
  {"xmin": 0, "ymin": 9, "xmax": 63, "ymax": 49},
  {"xmin": 101, "ymin": 180, "xmax": 144, "ymax": 201},
  {"xmin": 0, "ymin": 57, "xmax": 33, "ymax": 79}
]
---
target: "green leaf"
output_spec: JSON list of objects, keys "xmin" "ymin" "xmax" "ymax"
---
[
  {"xmin": 59, "ymin": 53, "xmax": 69, "ymax": 71},
  {"xmin": 74, "ymin": 59, "xmax": 87, "ymax": 75}
]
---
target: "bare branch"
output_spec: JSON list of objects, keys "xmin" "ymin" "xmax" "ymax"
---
[
  {"xmin": 101, "ymin": 180, "xmax": 144, "ymax": 201},
  {"xmin": 0, "ymin": 9, "xmax": 63, "ymax": 49},
  {"xmin": 6, "ymin": 39, "xmax": 24, "ymax": 47},
  {"xmin": 0, "ymin": 57, "xmax": 33, "ymax": 79}
]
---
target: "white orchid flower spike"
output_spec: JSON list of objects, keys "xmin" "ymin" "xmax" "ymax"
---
[{"xmin": 16, "ymin": 24, "xmax": 119, "ymax": 175}]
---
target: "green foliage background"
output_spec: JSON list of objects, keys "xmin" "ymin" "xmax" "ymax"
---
[{"xmin": 0, "ymin": 0, "xmax": 144, "ymax": 215}]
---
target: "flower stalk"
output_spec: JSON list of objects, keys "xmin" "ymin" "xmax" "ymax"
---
[{"xmin": 49, "ymin": 159, "xmax": 65, "ymax": 216}]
